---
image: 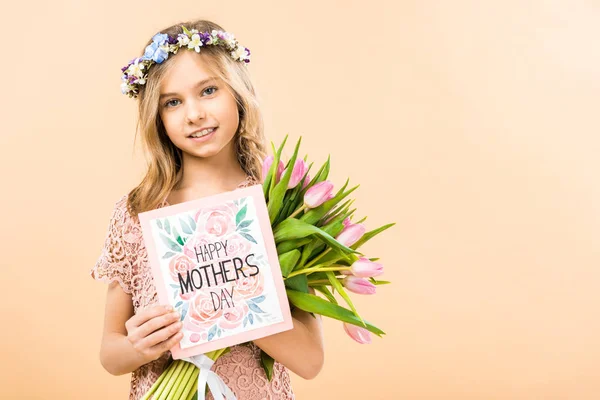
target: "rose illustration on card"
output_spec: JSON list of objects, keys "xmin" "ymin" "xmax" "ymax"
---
[{"xmin": 138, "ymin": 184, "xmax": 293, "ymax": 359}]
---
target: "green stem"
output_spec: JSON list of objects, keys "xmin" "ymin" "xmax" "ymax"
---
[
  {"xmin": 151, "ymin": 359, "xmax": 178, "ymax": 399},
  {"xmin": 170, "ymin": 362, "xmax": 194, "ymax": 400},
  {"xmin": 286, "ymin": 265, "xmax": 350, "ymax": 279},
  {"xmin": 303, "ymin": 248, "xmax": 332, "ymax": 269},
  {"xmin": 288, "ymin": 203, "xmax": 307, "ymax": 219},
  {"xmin": 141, "ymin": 359, "xmax": 175, "ymax": 400},
  {"xmin": 308, "ymin": 278, "xmax": 340, "ymax": 286},
  {"xmin": 158, "ymin": 360, "xmax": 184, "ymax": 400},
  {"xmin": 180, "ymin": 367, "xmax": 200, "ymax": 400}
]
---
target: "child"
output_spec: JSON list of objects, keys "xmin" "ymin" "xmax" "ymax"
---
[{"xmin": 90, "ymin": 19, "xmax": 324, "ymax": 400}]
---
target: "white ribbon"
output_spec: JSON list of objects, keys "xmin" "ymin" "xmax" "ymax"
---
[{"xmin": 181, "ymin": 354, "xmax": 237, "ymax": 400}]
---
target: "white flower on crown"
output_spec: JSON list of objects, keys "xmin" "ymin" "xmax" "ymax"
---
[
  {"xmin": 159, "ymin": 43, "xmax": 170, "ymax": 54},
  {"xmin": 232, "ymin": 46, "xmax": 249, "ymax": 61},
  {"xmin": 222, "ymin": 32, "xmax": 237, "ymax": 48},
  {"xmin": 188, "ymin": 33, "xmax": 203, "ymax": 52},
  {"xmin": 126, "ymin": 61, "xmax": 145, "ymax": 79},
  {"xmin": 178, "ymin": 34, "xmax": 190, "ymax": 46}
]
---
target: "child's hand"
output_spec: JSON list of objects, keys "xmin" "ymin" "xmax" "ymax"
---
[{"xmin": 125, "ymin": 305, "xmax": 183, "ymax": 363}]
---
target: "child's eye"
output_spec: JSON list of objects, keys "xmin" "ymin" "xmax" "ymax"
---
[
  {"xmin": 203, "ymin": 86, "xmax": 218, "ymax": 96},
  {"xmin": 164, "ymin": 99, "xmax": 181, "ymax": 108}
]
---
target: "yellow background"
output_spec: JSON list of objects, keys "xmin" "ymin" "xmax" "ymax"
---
[{"xmin": 1, "ymin": 1, "xmax": 599, "ymax": 399}]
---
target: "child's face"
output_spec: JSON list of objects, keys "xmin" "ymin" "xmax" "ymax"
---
[{"xmin": 158, "ymin": 50, "xmax": 239, "ymax": 160}]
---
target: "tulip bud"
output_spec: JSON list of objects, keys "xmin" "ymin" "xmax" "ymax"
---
[
  {"xmin": 346, "ymin": 257, "xmax": 384, "ymax": 278},
  {"xmin": 335, "ymin": 223, "xmax": 366, "ymax": 247},
  {"xmin": 302, "ymin": 173, "xmax": 311, "ymax": 190},
  {"xmin": 261, "ymin": 155, "xmax": 285, "ymax": 183},
  {"xmin": 304, "ymin": 180, "xmax": 334, "ymax": 208},
  {"xmin": 261, "ymin": 155, "xmax": 273, "ymax": 182},
  {"xmin": 342, "ymin": 276, "xmax": 376, "ymax": 295},
  {"xmin": 282, "ymin": 159, "xmax": 309, "ymax": 189},
  {"xmin": 343, "ymin": 322, "xmax": 372, "ymax": 344}
]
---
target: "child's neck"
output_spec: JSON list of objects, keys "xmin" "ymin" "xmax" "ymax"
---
[{"xmin": 167, "ymin": 153, "xmax": 248, "ymax": 205}]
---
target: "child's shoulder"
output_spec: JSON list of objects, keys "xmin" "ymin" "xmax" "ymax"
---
[{"xmin": 107, "ymin": 193, "xmax": 135, "ymax": 224}]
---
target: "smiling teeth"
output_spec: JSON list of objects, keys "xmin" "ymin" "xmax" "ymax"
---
[{"xmin": 191, "ymin": 128, "xmax": 215, "ymax": 138}]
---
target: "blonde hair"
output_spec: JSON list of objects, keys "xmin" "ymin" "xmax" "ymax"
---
[{"xmin": 126, "ymin": 19, "xmax": 266, "ymax": 218}]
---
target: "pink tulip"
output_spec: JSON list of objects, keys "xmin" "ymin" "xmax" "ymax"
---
[
  {"xmin": 342, "ymin": 257, "xmax": 384, "ymax": 278},
  {"xmin": 343, "ymin": 322, "xmax": 372, "ymax": 344},
  {"xmin": 343, "ymin": 276, "xmax": 376, "ymax": 295},
  {"xmin": 304, "ymin": 180, "xmax": 334, "ymax": 208},
  {"xmin": 335, "ymin": 223, "xmax": 366, "ymax": 247},
  {"xmin": 262, "ymin": 156, "xmax": 285, "ymax": 183},
  {"xmin": 302, "ymin": 173, "xmax": 311, "ymax": 190},
  {"xmin": 282, "ymin": 159, "xmax": 309, "ymax": 189}
]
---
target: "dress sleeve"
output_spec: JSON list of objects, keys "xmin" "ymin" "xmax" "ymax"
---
[{"xmin": 90, "ymin": 196, "xmax": 133, "ymax": 294}]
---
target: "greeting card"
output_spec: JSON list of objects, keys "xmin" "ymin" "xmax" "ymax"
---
[{"xmin": 138, "ymin": 184, "xmax": 293, "ymax": 359}]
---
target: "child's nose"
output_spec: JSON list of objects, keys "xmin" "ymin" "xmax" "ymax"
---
[{"xmin": 185, "ymin": 101, "xmax": 206, "ymax": 123}]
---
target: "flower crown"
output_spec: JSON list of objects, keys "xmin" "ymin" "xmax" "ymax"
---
[{"xmin": 120, "ymin": 26, "xmax": 251, "ymax": 98}]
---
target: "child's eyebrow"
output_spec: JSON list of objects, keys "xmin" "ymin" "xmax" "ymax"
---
[{"xmin": 159, "ymin": 77, "xmax": 219, "ymax": 99}]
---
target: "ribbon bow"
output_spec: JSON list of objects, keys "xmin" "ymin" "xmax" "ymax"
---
[{"xmin": 181, "ymin": 354, "xmax": 237, "ymax": 400}]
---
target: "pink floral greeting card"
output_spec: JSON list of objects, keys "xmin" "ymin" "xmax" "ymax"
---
[{"xmin": 138, "ymin": 184, "xmax": 293, "ymax": 359}]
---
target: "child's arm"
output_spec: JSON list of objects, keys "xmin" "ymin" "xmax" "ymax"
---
[
  {"xmin": 253, "ymin": 288, "xmax": 325, "ymax": 380},
  {"xmin": 99, "ymin": 281, "xmax": 184, "ymax": 375}
]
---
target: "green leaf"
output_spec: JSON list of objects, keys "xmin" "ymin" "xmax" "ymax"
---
[
  {"xmin": 369, "ymin": 278, "xmax": 391, "ymax": 285},
  {"xmin": 236, "ymin": 204, "xmax": 248, "ymax": 226},
  {"xmin": 276, "ymin": 238, "xmax": 312, "ymax": 254},
  {"xmin": 260, "ymin": 350, "xmax": 275, "ymax": 381},
  {"xmin": 326, "ymin": 271, "xmax": 365, "ymax": 327},
  {"xmin": 313, "ymin": 285, "xmax": 338, "ymax": 304},
  {"xmin": 278, "ymin": 249, "xmax": 301, "ymax": 277},
  {"xmin": 351, "ymin": 222, "xmax": 397, "ymax": 250},
  {"xmin": 268, "ymin": 137, "xmax": 302, "ymax": 224},
  {"xmin": 286, "ymin": 289, "xmax": 385, "ymax": 336},
  {"xmin": 274, "ymin": 163, "xmax": 314, "ymax": 225},
  {"xmin": 265, "ymin": 135, "xmax": 289, "ymax": 200},
  {"xmin": 284, "ymin": 274, "xmax": 309, "ymax": 293},
  {"xmin": 273, "ymin": 218, "xmax": 358, "ymax": 255}
]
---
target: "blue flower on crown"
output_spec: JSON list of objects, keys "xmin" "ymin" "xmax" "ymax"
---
[
  {"xmin": 141, "ymin": 33, "xmax": 171, "ymax": 63},
  {"xmin": 142, "ymin": 43, "xmax": 168, "ymax": 63}
]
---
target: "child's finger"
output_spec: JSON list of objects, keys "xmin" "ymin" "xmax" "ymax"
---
[
  {"xmin": 147, "ymin": 324, "xmax": 184, "ymax": 355},
  {"xmin": 127, "ymin": 304, "xmax": 172, "ymax": 329},
  {"xmin": 136, "ymin": 310, "xmax": 180, "ymax": 340}
]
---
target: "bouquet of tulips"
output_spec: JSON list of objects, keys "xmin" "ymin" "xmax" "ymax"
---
[{"xmin": 142, "ymin": 135, "xmax": 394, "ymax": 400}]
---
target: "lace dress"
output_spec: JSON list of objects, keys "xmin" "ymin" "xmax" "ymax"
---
[{"xmin": 90, "ymin": 176, "xmax": 295, "ymax": 400}]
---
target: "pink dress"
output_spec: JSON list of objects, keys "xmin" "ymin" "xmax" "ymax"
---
[{"xmin": 90, "ymin": 176, "xmax": 295, "ymax": 400}]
